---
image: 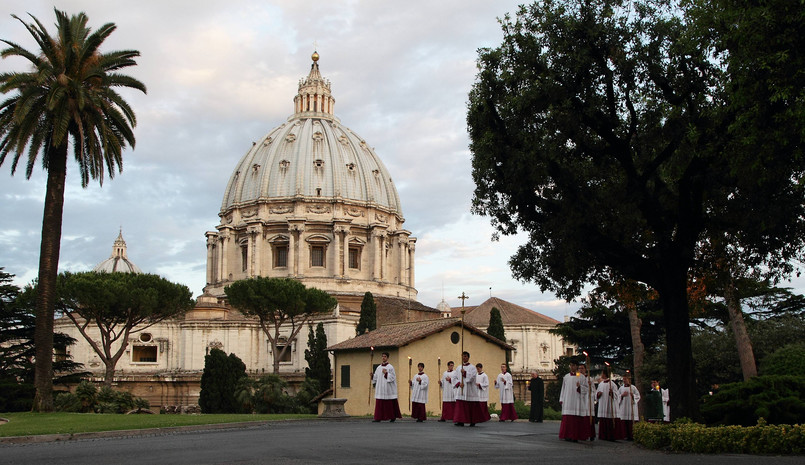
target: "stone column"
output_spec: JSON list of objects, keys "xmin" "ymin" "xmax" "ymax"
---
[
  {"xmin": 408, "ymin": 239, "xmax": 416, "ymax": 287},
  {"xmin": 205, "ymin": 233, "xmax": 217, "ymax": 284},
  {"xmin": 220, "ymin": 230, "xmax": 230, "ymax": 281},
  {"xmin": 247, "ymin": 225, "xmax": 261, "ymax": 277}
]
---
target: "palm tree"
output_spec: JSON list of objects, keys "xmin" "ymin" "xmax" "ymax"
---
[{"xmin": 0, "ymin": 9, "xmax": 146, "ymax": 411}]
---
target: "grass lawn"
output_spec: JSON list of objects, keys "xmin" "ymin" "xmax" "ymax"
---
[{"xmin": 0, "ymin": 412, "xmax": 317, "ymax": 437}]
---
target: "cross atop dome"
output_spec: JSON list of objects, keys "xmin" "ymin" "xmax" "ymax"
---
[{"xmin": 294, "ymin": 51, "xmax": 335, "ymax": 118}]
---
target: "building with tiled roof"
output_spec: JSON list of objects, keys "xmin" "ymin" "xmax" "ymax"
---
[
  {"xmin": 445, "ymin": 297, "xmax": 573, "ymax": 399},
  {"xmin": 327, "ymin": 318, "xmax": 513, "ymax": 416}
]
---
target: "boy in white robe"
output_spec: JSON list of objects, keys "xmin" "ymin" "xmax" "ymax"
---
[
  {"xmin": 371, "ymin": 352, "xmax": 402, "ymax": 422},
  {"xmin": 475, "ymin": 363, "xmax": 491, "ymax": 422},
  {"xmin": 454, "ymin": 351, "xmax": 487, "ymax": 426},
  {"xmin": 495, "ymin": 363, "xmax": 517, "ymax": 421},
  {"xmin": 595, "ymin": 370, "xmax": 619, "ymax": 440},
  {"xmin": 662, "ymin": 388, "xmax": 670, "ymax": 422},
  {"xmin": 578, "ymin": 364, "xmax": 595, "ymax": 439},
  {"xmin": 559, "ymin": 361, "xmax": 589, "ymax": 441},
  {"xmin": 438, "ymin": 361, "xmax": 457, "ymax": 421},
  {"xmin": 616, "ymin": 375, "xmax": 640, "ymax": 440},
  {"xmin": 409, "ymin": 362, "xmax": 429, "ymax": 422}
]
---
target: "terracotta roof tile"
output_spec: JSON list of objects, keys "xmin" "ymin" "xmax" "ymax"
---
[
  {"xmin": 327, "ymin": 317, "xmax": 513, "ymax": 352},
  {"xmin": 460, "ymin": 297, "xmax": 560, "ymax": 326}
]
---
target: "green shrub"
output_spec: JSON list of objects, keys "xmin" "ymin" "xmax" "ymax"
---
[
  {"xmin": 701, "ymin": 375, "xmax": 805, "ymax": 426},
  {"xmin": 760, "ymin": 343, "xmax": 805, "ymax": 376},
  {"xmin": 635, "ymin": 420, "xmax": 805, "ymax": 454},
  {"xmin": 53, "ymin": 382, "xmax": 149, "ymax": 414},
  {"xmin": 0, "ymin": 381, "xmax": 34, "ymax": 412}
]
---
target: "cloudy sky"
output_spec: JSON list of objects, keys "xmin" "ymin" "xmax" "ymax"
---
[{"xmin": 2, "ymin": 0, "xmax": 579, "ymax": 321}]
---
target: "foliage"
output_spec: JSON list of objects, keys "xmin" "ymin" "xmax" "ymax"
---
[
  {"xmin": 356, "ymin": 291, "xmax": 376, "ymax": 335},
  {"xmin": 304, "ymin": 322, "xmax": 331, "ymax": 395},
  {"xmin": 550, "ymin": 287, "xmax": 664, "ymax": 367},
  {"xmin": 53, "ymin": 381, "xmax": 149, "ymax": 413},
  {"xmin": 225, "ymin": 277, "xmax": 337, "ymax": 373},
  {"xmin": 700, "ymin": 375, "xmax": 805, "ymax": 426},
  {"xmin": 0, "ymin": 270, "xmax": 85, "ymax": 412},
  {"xmin": 0, "ymin": 381, "xmax": 34, "ymax": 412},
  {"xmin": 759, "ymin": 343, "xmax": 805, "ymax": 376},
  {"xmin": 487, "ymin": 307, "xmax": 505, "ymax": 342},
  {"xmin": 635, "ymin": 419, "xmax": 805, "ymax": 455},
  {"xmin": 199, "ymin": 348, "xmax": 248, "ymax": 414},
  {"xmin": 252, "ymin": 374, "xmax": 302, "ymax": 414},
  {"xmin": 57, "ymin": 271, "xmax": 194, "ymax": 386},
  {"xmin": 468, "ymin": 0, "xmax": 805, "ymax": 420},
  {"xmin": 0, "ymin": 9, "xmax": 146, "ymax": 411}
]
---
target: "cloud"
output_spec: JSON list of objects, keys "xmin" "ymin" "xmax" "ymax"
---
[{"xmin": 0, "ymin": 0, "xmax": 638, "ymax": 324}]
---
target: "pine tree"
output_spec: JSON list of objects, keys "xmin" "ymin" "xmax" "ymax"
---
[
  {"xmin": 304, "ymin": 322, "xmax": 331, "ymax": 394},
  {"xmin": 356, "ymin": 292, "xmax": 377, "ymax": 335}
]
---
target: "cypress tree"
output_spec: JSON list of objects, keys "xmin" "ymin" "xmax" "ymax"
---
[
  {"xmin": 199, "ymin": 348, "xmax": 247, "ymax": 413},
  {"xmin": 304, "ymin": 322, "xmax": 331, "ymax": 394},
  {"xmin": 488, "ymin": 307, "xmax": 506, "ymax": 342},
  {"xmin": 356, "ymin": 292, "xmax": 377, "ymax": 335}
]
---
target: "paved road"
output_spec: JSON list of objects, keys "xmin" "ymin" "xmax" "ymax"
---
[{"xmin": 0, "ymin": 419, "xmax": 800, "ymax": 464}]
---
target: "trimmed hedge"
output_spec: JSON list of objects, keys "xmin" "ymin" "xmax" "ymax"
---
[
  {"xmin": 635, "ymin": 419, "xmax": 805, "ymax": 454},
  {"xmin": 701, "ymin": 375, "xmax": 805, "ymax": 426}
]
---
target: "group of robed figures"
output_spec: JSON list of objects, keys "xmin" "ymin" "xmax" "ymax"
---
[{"xmin": 370, "ymin": 351, "xmax": 519, "ymax": 425}]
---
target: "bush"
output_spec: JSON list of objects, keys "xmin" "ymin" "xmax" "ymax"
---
[
  {"xmin": 635, "ymin": 420, "xmax": 805, "ymax": 454},
  {"xmin": 0, "ymin": 381, "xmax": 34, "ymax": 412},
  {"xmin": 53, "ymin": 382, "xmax": 149, "ymax": 413},
  {"xmin": 701, "ymin": 375, "xmax": 805, "ymax": 426},
  {"xmin": 760, "ymin": 343, "xmax": 805, "ymax": 376}
]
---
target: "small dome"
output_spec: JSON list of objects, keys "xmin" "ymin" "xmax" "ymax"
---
[
  {"xmin": 437, "ymin": 299, "xmax": 452, "ymax": 315},
  {"xmin": 94, "ymin": 230, "xmax": 142, "ymax": 274}
]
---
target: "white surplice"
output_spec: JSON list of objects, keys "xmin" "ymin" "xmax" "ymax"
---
[
  {"xmin": 456, "ymin": 363, "xmax": 478, "ymax": 401},
  {"xmin": 495, "ymin": 372, "xmax": 514, "ymax": 404},
  {"xmin": 476, "ymin": 372, "xmax": 490, "ymax": 402},
  {"xmin": 372, "ymin": 362, "xmax": 398, "ymax": 400},
  {"xmin": 559, "ymin": 372, "xmax": 588, "ymax": 416},
  {"xmin": 411, "ymin": 372, "xmax": 429, "ymax": 404},
  {"xmin": 596, "ymin": 379, "xmax": 618, "ymax": 418},
  {"xmin": 441, "ymin": 370, "xmax": 457, "ymax": 402},
  {"xmin": 617, "ymin": 384, "xmax": 640, "ymax": 421}
]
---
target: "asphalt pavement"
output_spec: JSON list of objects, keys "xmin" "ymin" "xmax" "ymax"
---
[{"xmin": 0, "ymin": 418, "xmax": 801, "ymax": 464}]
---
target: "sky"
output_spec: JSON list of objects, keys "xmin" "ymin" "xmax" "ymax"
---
[{"xmin": 1, "ymin": 1, "xmax": 582, "ymax": 322}]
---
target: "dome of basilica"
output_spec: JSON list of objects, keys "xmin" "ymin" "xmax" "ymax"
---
[
  {"xmin": 204, "ymin": 53, "xmax": 417, "ymax": 303},
  {"xmin": 220, "ymin": 55, "xmax": 402, "ymax": 217}
]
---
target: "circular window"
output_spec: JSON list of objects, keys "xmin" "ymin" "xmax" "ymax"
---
[
  {"xmin": 139, "ymin": 333, "xmax": 152, "ymax": 343},
  {"xmin": 450, "ymin": 331, "xmax": 460, "ymax": 344}
]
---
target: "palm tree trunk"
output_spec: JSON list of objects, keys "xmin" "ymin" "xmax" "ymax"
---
[
  {"xmin": 724, "ymin": 280, "xmax": 757, "ymax": 380},
  {"xmin": 32, "ymin": 144, "xmax": 68, "ymax": 412}
]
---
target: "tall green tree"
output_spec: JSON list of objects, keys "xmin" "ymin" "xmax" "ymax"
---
[
  {"xmin": 0, "ymin": 271, "xmax": 84, "ymax": 396},
  {"xmin": 57, "ymin": 271, "xmax": 194, "ymax": 387},
  {"xmin": 467, "ymin": 0, "xmax": 805, "ymax": 419},
  {"xmin": 304, "ymin": 322, "xmax": 331, "ymax": 394},
  {"xmin": 356, "ymin": 291, "xmax": 376, "ymax": 335},
  {"xmin": 487, "ymin": 307, "xmax": 505, "ymax": 342},
  {"xmin": 199, "ymin": 348, "xmax": 247, "ymax": 414},
  {"xmin": 225, "ymin": 277, "xmax": 337, "ymax": 374},
  {"xmin": 0, "ymin": 10, "xmax": 146, "ymax": 411}
]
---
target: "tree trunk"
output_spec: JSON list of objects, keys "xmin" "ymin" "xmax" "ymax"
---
[
  {"xmin": 626, "ymin": 306, "xmax": 645, "ymax": 418},
  {"xmin": 658, "ymin": 266, "xmax": 700, "ymax": 421},
  {"xmin": 104, "ymin": 362, "xmax": 116, "ymax": 388},
  {"xmin": 724, "ymin": 280, "xmax": 757, "ymax": 380},
  {"xmin": 32, "ymin": 144, "xmax": 68, "ymax": 412}
]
